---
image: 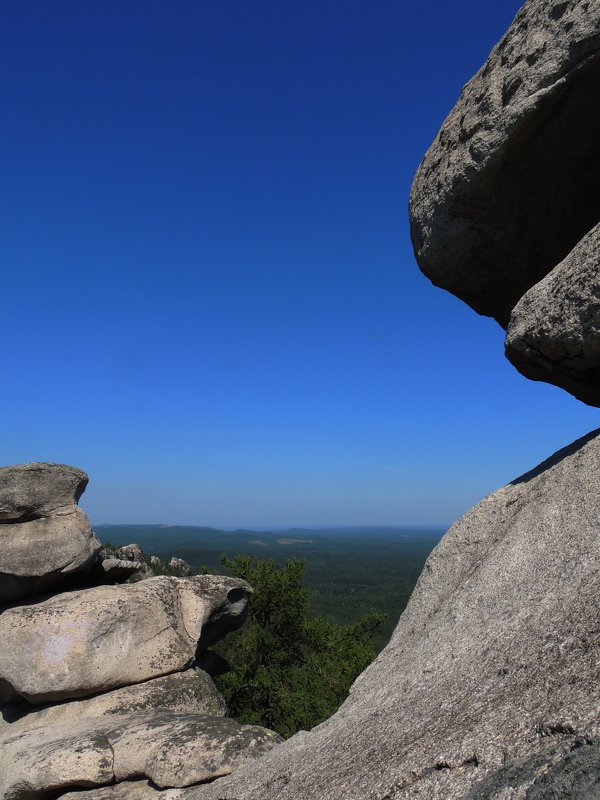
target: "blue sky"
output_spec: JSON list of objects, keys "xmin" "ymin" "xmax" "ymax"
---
[{"xmin": 2, "ymin": 1, "xmax": 597, "ymax": 527}]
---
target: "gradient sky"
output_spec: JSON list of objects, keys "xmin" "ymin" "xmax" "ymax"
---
[{"xmin": 2, "ymin": 1, "xmax": 598, "ymax": 527}]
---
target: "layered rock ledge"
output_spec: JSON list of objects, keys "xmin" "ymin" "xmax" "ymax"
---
[
  {"xmin": 0, "ymin": 463, "xmax": 100, "ymax": 601},
  {"xmin": 0, "ymin": 464, "xmax": 282, "ymax": 798}
]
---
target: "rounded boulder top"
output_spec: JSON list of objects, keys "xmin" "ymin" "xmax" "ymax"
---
[{"xmin": 0, "ymin": 462, "xmax": 89, "ymax": 522}]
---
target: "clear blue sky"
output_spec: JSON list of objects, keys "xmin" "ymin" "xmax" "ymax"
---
[{"xmin": 2, "ymin": 1, "xmax": 597, "ymax": 527}]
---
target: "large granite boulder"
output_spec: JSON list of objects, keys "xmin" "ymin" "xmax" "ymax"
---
[
  {"xmin": 409, "ymin": 0, "xmax": 600, "ymax": 326},
  {"xmin": 176, "ymin": 429, "xmax": 600, "ymax": 799},
  {"xmin": 0, "ymin": 463, "xmax": 100, "ymax": 602},
  {"xmin": 0, "ymin": 711, "xmax": 282, "ymax": 799},
  {"xmin": 0, "ymin": 463, "xmax": 88, "ymax": 522},
  {"xmin": 1, "ymin": 667, "xmax": 225, "ymax": 733},
  {"xmin": 506, "ymin": 221, "xmax": 600, "ymax": 405},
  {"xmin": 0, "ymin": 575, "xmax": 250, "ymax": 703}
]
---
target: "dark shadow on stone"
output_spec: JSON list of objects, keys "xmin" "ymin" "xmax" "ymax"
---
[{"xmin": 465, "ymin": 739, "xmax": 600, "ymax": 799}]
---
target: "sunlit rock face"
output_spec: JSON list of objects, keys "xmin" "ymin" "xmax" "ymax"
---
[
  {"xmin": 0, "ymin": 711, "xmax": 282, "ymax": 799},
  {"xmin": 0, "ymin": 463, "xmax": 100, "ymax": 601},
  {"xmin": 410, "ymin": 0, "xmax": 600, "ymax": 405},
  {"xmin": 0, "ymin": 463, "xmax": 284, "ymax": 800},
  {"xmin": 0, "ymin": 574, "xmax": 251, "ymax": 703}
]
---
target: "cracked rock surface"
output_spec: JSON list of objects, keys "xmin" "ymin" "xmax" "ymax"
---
[
  {"xmin": 0, "ymin": 711, "xmax": 282, "ymax": 799},
  {"xmin": 0, "ymin": 463, "xmax": 88, "ymax": 522},
  {"xmin": 170, "ymin": 429, "xmax": 600, "ymax": 799},
  {"xmin": 1, "ymin": 667, "xmax": 225, "ymax": 734}
]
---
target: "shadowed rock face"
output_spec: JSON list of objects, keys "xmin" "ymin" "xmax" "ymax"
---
[
  {"xmin": 410, "ymin": 0, "xmax": 600, "ymax": 405},
  {"xmin": 1, "ymin": 668, "xmax": 226, "ymax": 733},
  {"xmin": 410, "ymin": 0, "xmax": 600, "ymax": 327},
  {"xmin": 506, "ymin": 221, "xmax": 600, "ymax": 404},
  {"xmin": 464, "ymin": 738, "xmax": 600, "ymax": 799}
]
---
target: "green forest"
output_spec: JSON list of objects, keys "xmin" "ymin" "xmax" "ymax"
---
[{"xmin": 98, "ymin": 525, "xmax": 443, "ymax": 736}]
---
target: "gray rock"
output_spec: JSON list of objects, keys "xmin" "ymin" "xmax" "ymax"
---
[
  {"xmin": 0, "ymin": 462, "xmax": 99, "ymax": 602},
  {"xmin": 409, "ymin": 0, "xmax": 600, "ymax": 326},
  {"xmin": 465, "ymin": 738, "xmax": 600, "ymax": 799},
  {"xmin": 179, "ymin": 429, "xmax": 600, "ymax": 799},
  {"xmin": 170, "ymin": 557, "xmax": 192, "ymax": 575},
  {"xmin": 95, "ymin": 544, "xmax": 152, "ymax": 583},
  {"xmin": 506, "ymin": 221, "xmax": 600, "ymax": 406},
  {"xmin": 98, "ymin": 556, "xmax": 145, "ymax": 581},
  {"xmin": 0, "ymin": 509, "xmax": 100, "ymax": 603},
  {"xmin": 0, "ymin": 711, "xmax": 282, "ymax": 799},
  {"xmin": 0, "ymin": 575, "xmax": 250, "ymax": 703},
  {"xmin": 59, "ymin": 783, "xmax": 177, "ymax": 800},
  {"xmin": 1, "ymin": 667, "xmax": 225, "ymax": 733},
  {"xmin": 0, "ymin": 463, "xmax": 88, "ymax": 522}
]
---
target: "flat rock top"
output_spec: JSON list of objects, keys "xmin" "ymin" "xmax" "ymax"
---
[
  {"xmin": 0, "ymin": 463, "xmax": 89, "ymax": 522},
  {"xmin": 410, "ymin": 0, "xmax": 600, "ymax": 326}
]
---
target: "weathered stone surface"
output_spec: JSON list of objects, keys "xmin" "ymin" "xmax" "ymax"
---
[
  {"xmin": 506, "ymin": 221, "xmax": 600, "ymax": 405},
  {"xmin": 95, "ymin": 544, "xmax": 151, "ymax": 583},
  {"xmin": 410, "ymin": 0, "xmax": 600, "ymax": 327},
  {"xmin": 0, "ymin": 711, "xmax": 282, "ymax": 799},
  {"xmin": 97, "ymin": 556, "xmax": 144, "ymax": 581},
  {"xmin": 0, "ymin": 575, "xmax": 250, "ymax": 703},
  {"xmin": 0, "ymin": 463, "xmax": 88, "ymax": 522},
  {"xmin": 59, "ymin": 782, "xmax": 176, "ymax": 800},
  {"xmin": 0, "ymin": 463, "xmax": 100, "ymax": 602},
  {"xmin": 0, "ymin": 509, "xmax": 101, "ymax": 602},
  {"xmin": 465, "ymin": 738, "xmax": 600, "ymax": 799},
  {"xmin": 180, "ymin": 429, "xmax": 600, "ymax": 799},
  {"xmin": 170, "ymin": 557, "xmax": 192, "ymax": 575},
  {"xmin": 1, "ymin": 667, "xmax": 225, "ymax": 733}
]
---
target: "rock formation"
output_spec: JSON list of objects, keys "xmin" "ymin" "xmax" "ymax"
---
[
  {"xmin": 506, "ymin": 221, "xmax": 600, "ymax": 405},
  {"xmin": 3, "ymin": 1, "xmax": 600, "ymax": 798},
  {"xmin": 0, "ymin": 574, "xmax": 249, "ymax": 703},
  {"xmin": 0, "ymin": 463, "xmax": 100, "ymax": 601},
  {"xmin": 97, "ymin": 543, "xmax": 151, "ymax": 581},
  {"xmin": 0, "ymin": 463, "xmax": 282, "ymax": 798},
  {"xmin": 0, "ymin": 712, "xmax": 281, "ymax": 799},
  {"xmin": 409, "ymin": 0, "xmax": 600, "ymax": 406}
]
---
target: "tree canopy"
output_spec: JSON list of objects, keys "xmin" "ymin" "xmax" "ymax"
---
[{"xmin": 213, "ymin": 554, "xmax": 386, "ymax": 738}]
